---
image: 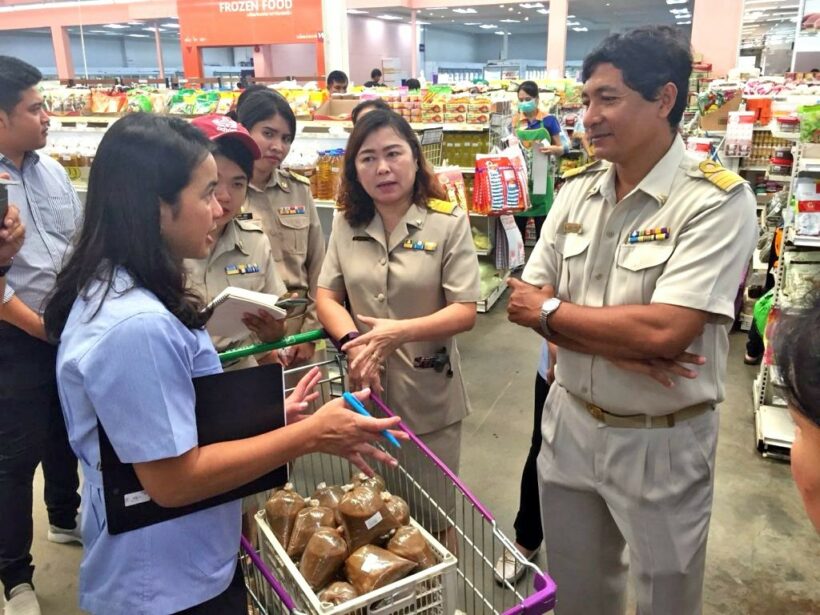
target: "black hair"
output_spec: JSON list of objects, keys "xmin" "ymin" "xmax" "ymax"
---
[
  {"xmin": 225, "ymin": 84, "xmax": 270, "ymax": 121},
  {"xmin": 337, "ymin": 109, "xmax": 447, "ymax": 227},
  {"xmin": 581, "ymin": 25, "xmax": 692, "ymax": 128},
  {"xmin": 406, "ymin": 78, "xmax": 421, "ymax": 90},
  {"xmin": 235, "ymin": 88, "xmax": 296, "ymax": 140},
  {"xmin": 517, "ymin": 80, "xmax": 540, "ymax": 99},
  {"xmin": 351, "ymin": 98, "xmax": 391, "ymax": 125},
  {"xmin": 0, "ymin": 55, "xmax": 42, "ymax": 114},
  {"xmin": 370, "ymin": 68, "xmax": 383, "ymax": 80},
  {"xmin": 327, "ymin": 70, "xmax": 349, "ymax": 87},
  {"xmin": 214, "ymin": 137, "xmax": 254, "ymax": 181},
  {"xmin": 44, "ymin": 113, "xmax": 214, "ymax": 340},
  {"xmin": 774, "ymin": 293, "xmax": 820, "ymax": 428}
]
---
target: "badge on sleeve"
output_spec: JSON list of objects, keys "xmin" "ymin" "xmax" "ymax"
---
[
  {"xmin": 403, "ymin": 239, "xmax": 437, "ymax": 252},
  {"xmin": 278, "ymin": 206, "xmax": 306, "ymax": 216}
]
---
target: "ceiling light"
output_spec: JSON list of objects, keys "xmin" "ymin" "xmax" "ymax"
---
[
  {"xmin": 346, "ymin": 9, "xmax": 368, "ymax": 14},
  {"xmin": 567, "ymin": 21, "xmax": 581, "ymax": 26},
  {"xmin": 426, "ymin": 6, "xmax": 447, "ymax": 10},
  {"xmin": 378, "ymin": 14, "xmax": 402, "ymax": 20},
  {"xmin": 670, "ymin": 8, "xmax": 690, "ymax": 14},
  {"xmin": 501, "ymin": 19, "xmax": 520, "ymax": 23},
  {"xmin": 480, "ymin": 24, "xmax": 498, "ymax": 29},
  {"xmin": 161, "ymin": 23, "xmax": 180, "ymax": 28},
  {"xmin": 416, "ymin": 20, "xmax": 430, "ymax": 25},
  {"xmin": 509, "ymin": 7, "xmax": 514, "ymax": 10},
  {"xmin": 572, "ymin": 27, "xmax": 589, "ymax": 32},
  {"xmin": 678, "ymin": 20, "xmax": 692, "ymax": 25},
  {"xmin": 104, "ymin": 24, "xmax": 129, "ymax": 29},
  {"xmin": 464, "ymin": 22, "xmax": 481, "ymax": 25},
  {"xmin": 494, "ymin": 31, "xmax": 509, "ymax": 35},
  {"xmin": 537, "ymin": 8, "xmax": 549, "ymax": 14},
  {"xmin": 519, "ymin": 2, "xmax": 544, "ymax": 8},
  {"xmin": 666, "ymin": 0, "xmax": 688, "ymax": 4},
  {"xmin": 567, "ymin": 14, "xmax": 576, "ymax": 18},
  {"xmin": 127, "ymin": 21, "xmax": 143, "ymax": 25},
  {"xmin": 143, "ymin": 27, "xmax": 164, "ymax": 32},
  {"xmin": 127, "ymin": 33, "xmax": 150, "ymax": 38},
  {"xmin": 453, "ymin": 8, "xmax": 476, "ymax": 13}
]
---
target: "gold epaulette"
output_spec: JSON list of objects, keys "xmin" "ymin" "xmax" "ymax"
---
[
  {"xmin": 427, "ymin": 198, "xmax": 457, "ymax": 215},
  {"xmin": 694, "ymin": 159, "xmax": 745, "ymax": 192},
  {"xmin": 286, "ymin": 170, "xmax": 311, "ymax": 185},
  {"xmin": 561, "ymin": 159, "xmax": 607, "ymax": 180}
]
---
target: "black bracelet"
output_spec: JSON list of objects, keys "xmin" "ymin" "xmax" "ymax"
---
[{"xmin": 338, "ymin": 330, "xmax": 360, "ymax": 350}]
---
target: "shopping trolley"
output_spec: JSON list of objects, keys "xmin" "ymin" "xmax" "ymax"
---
[
  {"xmin": 218, "ymin": 330, "xmax": 556, "ymax": 615},
  {"xmin": 416, "ymin": 126, "xmax": 445, "ymax": 167}
]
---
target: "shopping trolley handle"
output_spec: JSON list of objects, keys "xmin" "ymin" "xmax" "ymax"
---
[
  {"xmin": 217, "ymin": 329, "xmax": 327, "ymax": 364},
  {"xmin": 240, "ymin": 535, "xmax": 298, "ymax": 612},
  {"xmin": 501, "ymin": 572, "xmax": 557, "ymax": 615}
]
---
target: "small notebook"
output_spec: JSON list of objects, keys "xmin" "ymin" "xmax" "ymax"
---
[{"xmin": 205, "ymin": 287, "xmax": 287, "ymax": 338}]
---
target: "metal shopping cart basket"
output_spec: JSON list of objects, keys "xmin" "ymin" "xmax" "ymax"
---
[
  {"xmin": 416, "ymin": 126, "xmax": 445, "ymax": 167},
  {"xmin": 218, "ymin": 330, "xmax": 556, "ymax": 615}
]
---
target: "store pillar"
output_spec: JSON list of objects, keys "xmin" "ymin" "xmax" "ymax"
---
[
  {"xmin": 547, "ymin": 0, "xmax": 568, "ymax": 78},
  {"xmin": 322, "ymin": 0, "xmax": 348, "ymax": 81},
  {"xmin": 691, "ymin": 0, "xmax": 743, "ymax": 77},
  {"xmin": 50, "ymin": 25, "xmax": 74, "ymax": 80},
  {"xmin": 182, "ymin": 45, "xmax": 203, "ymax": 80}
]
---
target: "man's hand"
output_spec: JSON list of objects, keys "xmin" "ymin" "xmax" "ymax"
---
[
  {"xmin": 0, "ymin": 205, "xmax": 24, "ymax": 264},
  {"xmin": 608, "ymin": 352, "xmax": 706, "ymax": 388},
  {"xmin": 507, "ymin": 278, "xmax": 554, "ymax": 330},
  {"xmin": 242, "ymin": 310, "xmax": 286, "ymax": 343}
]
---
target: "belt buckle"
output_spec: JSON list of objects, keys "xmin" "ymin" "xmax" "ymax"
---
[{"xmin": 586, "ymin": 403, "xmax": 605, "ymax": 422}]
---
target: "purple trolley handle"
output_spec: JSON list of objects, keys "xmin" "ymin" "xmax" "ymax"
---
[
  {"xmin": 500, "ymin": 572, "xmax": 557, "ymax": 615},
  {"xmin": 240, "ymin": 535, "xmax": 298, "ymax": 612}
]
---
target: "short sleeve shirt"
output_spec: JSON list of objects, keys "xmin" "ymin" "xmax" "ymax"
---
[
  {"xmin": 185, "ymin": 218, "xmax": 288, "ymax": 367},
  {"xmin": 318, "ymin": 202, "xmax": 480, "ymax": 434},
  {"xmin": 523, "ymin": 136, "xmax": 758, "ymax": 416},
  {"xmin": 56, "ymin": 268, "xmax": 240, "ymax": 614},
  {"xmin": 245, "ymin": 168, "xmax": 325, "ymax": 335}
]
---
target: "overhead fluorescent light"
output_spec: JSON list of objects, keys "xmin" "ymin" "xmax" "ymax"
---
[
  {"xmin": 670, "ymin": 8, "xmax": 690, "ymax": 14},
  {"xmin": 567, "ymin": 14, "xmax": 576, "ymax": 18},
  {"xmin": 416, "ymin": 20, "xmax": 430, "ymax": 25},
  {"xmin": 127, "ymin": 33, "xmax": 150, "ymax": 38},
  {"xmin": 0, "ymin": 0, "xmax": 150, "ymax": 13},
  {"xmin": 567, "ymin": 21, "xmax": 581, "ymax": 26},
  {"xmin": 378, "ymin": 14, "xmax": 402, "ymax": 20},
  {"xmin": 104, "ymin": 24, "xmax": 129, "ymax": 29},
  {"xmin": 161, "ymin": 23, "xmax": 180, "ymax": 28},
  {"xmin": 425, "ymin": 7, "xmax": 447, "ymax": 10},
  {"xmin": 143, "ymin": 27, "xmax": 164, "ymax": 32},
  {"xmin": 127, "ymin": 21, "xmax": 144, "ymax": 25},
  {"xmin": 500, "ymin": 19, "xmax": 520, "ymax": 23},
  {"xmin": 494, "ymin": 31, "xmax": 510, "ymax": 35},
  {"xmin": 678, "ymin": 20, "xmax": 692, "ymax": 25},
  {"xmin": 464, "ymin": 22, "xmax": 481, "ymax": 25},
  {"xmin": 572, "ymin": 27, "xmax": 589, "ymax": 32},
  {"xmin": 537, "ymin": 8, "xmax": 549, "ymax": 14},
  {"xmin": 453, "ymin": 8, "xmax": 477, "ymax": 13},
  {"xmin": 666, "ymin": 0, "xmax": 688, "ymax": 4},
  {"xmin": 347, "ymin": 9, "xmax": 368, "ymax": 14},
  {"xmin": 519, "ymin": 2, "xmax": 544, "ymax": 8},
  {"xmin": 480, "ymin": 24, "xmax": 498, "ymax": 29}
]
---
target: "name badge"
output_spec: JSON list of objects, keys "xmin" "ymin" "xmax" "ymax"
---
[
  {"xmin": 627, "ymin": 227, "xmax": 670, "ymax": 244},
  {"xmin": 402, "ymin": 239, "xmax": 437, "ymax": 252},
  {"xmin": 278, "ymin": 206, "xmax": 305, "ymax": 216},
  {"xmin": 226, "ymin": 263, "xmax": 261, "ymax": 275},
  {"xmin": 236, "ymin": 212, "xmax": 253, "ymax": 221},
  {"xmin": 563, "ymin": 222, "xmax": 583, "ymax": 234}
]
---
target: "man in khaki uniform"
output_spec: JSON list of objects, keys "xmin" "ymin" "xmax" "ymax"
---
[
  {"xmin": 507, "ymin": 27, "xmax": 757, "ymax": 614},
  {"xmin": 318, "ymin": 198, "xmax": 479, "ymax": 480},
  {"xmin": 246, "ymin": 168, "xmax": 325, "ymax": 364}
]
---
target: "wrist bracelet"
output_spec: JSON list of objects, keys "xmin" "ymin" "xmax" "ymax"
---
[{"xmin": 338, "ymin": 330, "xmax": 360, "ymax": 350}]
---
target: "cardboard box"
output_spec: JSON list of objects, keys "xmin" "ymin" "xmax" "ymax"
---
[
  {"xmin": 699, "ymin": 93, "xmax": 742, "ymax": 132},
  {"xmin": 313, "ymin": 98, "xmax": 360, "ymax": 121}
]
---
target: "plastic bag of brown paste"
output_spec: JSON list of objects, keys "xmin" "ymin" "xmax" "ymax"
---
[
  {"xmin": 312, "ymin": 482, "xmax": 346, "ymax": 524},
  {"xmin": 345, "ymin": 545, "xmax": 418, "ymax": 595},
  {"xmin": 287, "ymin": 499, "xmax": 336, "ymax": 558},
  {"xmin": 338, "ymin": 485, "xmax": 401, "ymax": 551},
  {"xmin": 386, "ymin": 526, "xmax": 437, "ymax": 570},
  {"xmin": 381, "ymin": 492, "xmax": 410, "ymax": 526},
  {"xmin": 318, "ymin": 581, "xmax": 358, "ymax": 606},
  {"xmin": 351, "ymin": 472, "xmax": 386, "ymax": 492},
  {"xmin": 299, "ymin": 528, "xmax": 348, "ymax": 590},
  {"xmin": 265, "ymin": 483, "xmax": 306, "ymax": 548}
]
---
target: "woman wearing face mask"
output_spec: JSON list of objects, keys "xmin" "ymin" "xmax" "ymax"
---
[
  {"xmin": 512, "ymin": 80, "xmax": 565, "ymax": 242},
  {"xmin": 237, "ymin": 90, "xmax": 326, "ymax": 368}
]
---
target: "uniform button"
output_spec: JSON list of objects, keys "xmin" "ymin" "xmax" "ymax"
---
[
  {"xmin": 606, "ymin": 231, "xmax": 615, "ymax": 239},
  {"xmin": 379, "ymin": 257, "xmax": 387, "ymax": 266},
  {"xmin": 377, "ymin": 292, "xmax": 385, "ymax": 302},
  {"xmin": 595, "ymin": 273, "xmax": 603, "ymax": 281}
]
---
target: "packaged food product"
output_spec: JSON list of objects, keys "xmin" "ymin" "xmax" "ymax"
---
[
  {"xmin": 386, "ymin": 526, "xmax": 437, "ymax": 570},
  {"xmin": 299, "ymin": 528, "xmax": 349, "ymax": 590},
  {"xmin": 381, "ymin": 492, "xmax": 410, "ymax": 526},
  {"xmin": 265, "ymin": 483, "xmax": 306, "ymax": 548},
  {"xmin": 338, "ymin": 485, "xmax": 401, "ymax": 551},
  {"xmin": 312, "ymin": 482, "xmax": 346, "ymax": 523},
  {"xmin": 345, "ymin": 545, "xmax": 418, "ymax": 595},
  {"xmin": 318, "ymin": 581, "xmax": 358, "ymax": 606},
  {"xmin": 351, "ymin": 472, "xmax": 386, "ymax": 492},
  {"xmin": 287, "ymin": 500, "xmax": 336, "ymax": 558}
]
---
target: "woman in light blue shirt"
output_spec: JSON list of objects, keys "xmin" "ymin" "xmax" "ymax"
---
[{"xmin": 43, "ymin": 113, "xmax": 403, "ymax": 615}]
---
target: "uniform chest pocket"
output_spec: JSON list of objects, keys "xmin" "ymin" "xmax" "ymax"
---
[
  {"xmin": 41, "ymin": 195, "xmax": 77, "ymax": 239},
  {"xmin": 558, "ymin": 234, "xmax": 590, "ymax": 303},
  {"xmin": 277, "ymin": 214, "xmax": 309, "ymax": 255},
  {"xmin": 615, "ymin": 243, "xmax": 674, "ymax": 304},
  {"xmin": 228, "ymin": 270, "xmax": 265, "ymax": 292}
]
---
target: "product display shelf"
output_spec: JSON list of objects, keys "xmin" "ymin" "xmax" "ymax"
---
[{"xmin": 477, "ymin": 268, "xmax": 511, "ymax": 314}]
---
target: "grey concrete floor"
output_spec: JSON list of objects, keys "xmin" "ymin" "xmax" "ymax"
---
[{"xmin": 24, "ymin": 294, "xmax": 820, "ymax": 614}]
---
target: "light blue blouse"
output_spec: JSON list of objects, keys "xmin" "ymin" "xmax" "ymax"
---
[{"xmin": 56, "ymin": 268, "xmax": 241, "ymax": 614}]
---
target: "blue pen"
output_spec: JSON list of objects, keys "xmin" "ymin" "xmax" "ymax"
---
[{"xmin": 342, "ymin": 391, "xmax": 401, "ymax": 449}]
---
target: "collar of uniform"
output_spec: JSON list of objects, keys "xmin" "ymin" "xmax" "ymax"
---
[
  {"xmin": 388, "ymin": 203, "xmax": 427, "ymax": 253},
  {"xmin": 212, "ymin": 219, "xmax": 250, "ymax": 261},
  {"xmin": 513, "ymin": 110, "xmax": 546, "ymax": 129},
  {"xmin": 0, "ymin": 150, "xmax": 40, "ymax": 173},
  {"xmin": 633, "ymin": 134, "xmax": 684, "ymax": 207},
  {"xmin": 271, "ymin": 168, "xmax": 290, "ymax": 193}
]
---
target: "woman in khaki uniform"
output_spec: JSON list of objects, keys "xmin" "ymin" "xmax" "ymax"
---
[
  {"xmin": 236, "ymin": 90, "xmax": 326, "ymax": 367},
  {"xmin": 316, "ymin": 111, "xmax": 480, "ymax": 530}
]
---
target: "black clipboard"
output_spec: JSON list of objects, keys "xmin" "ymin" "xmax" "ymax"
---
[{"xmin": 98, "ymin": 363, "xmax": 288, "ymax": 535}]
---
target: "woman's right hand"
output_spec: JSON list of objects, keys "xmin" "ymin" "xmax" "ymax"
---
[
  {"xmin": 307, "ymin": 388, "xmax": 406, "ymax": 475},
  {"xmin": 346, "ymin": 346, "xmax": 383, "ymax": 394}
]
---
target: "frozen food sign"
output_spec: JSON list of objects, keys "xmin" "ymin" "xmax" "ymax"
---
[
  {"xmin": 177, "ymin": 0, "xmax": 321, "ymax": 46},
  {"xmin": 217, "ymin": 0, "xmax": 293, "ymax": 16}
]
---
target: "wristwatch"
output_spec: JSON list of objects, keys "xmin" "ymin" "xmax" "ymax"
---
[
  {"xmin": 539, "ymin": 297, "xmax": 562, "ymax": 338},
  {"xmin": 0, "ymin": 257, "xmax": 12, "ymax": 278}
]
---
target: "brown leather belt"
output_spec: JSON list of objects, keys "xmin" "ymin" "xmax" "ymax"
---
[{"xmin": 572, "ymin": 394, "xmax": 714, "ymax": 429}]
